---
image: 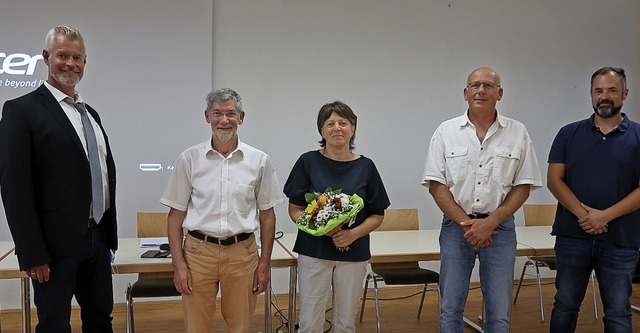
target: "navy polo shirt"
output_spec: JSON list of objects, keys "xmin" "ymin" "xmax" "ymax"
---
[{"xmin": 548, "ymin": 113, "xmax": 640, "ymax": 247}]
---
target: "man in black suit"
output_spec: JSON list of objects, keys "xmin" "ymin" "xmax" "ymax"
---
[{"xmin": 0, "ymin": 25, "xmax": 117, "ymax": 332}]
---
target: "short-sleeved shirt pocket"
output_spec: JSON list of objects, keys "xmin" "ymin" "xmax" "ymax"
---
[
  {"xmin": 444, "ymin": 146, "xmax": 469, "ymax": 183},
  {"xmin": 233, "ymin": 184, "xmax": 255, "ymax": 215},
  {"xmin": 492, "ymin": 147, "xmax": 522, "ymax": 185}
]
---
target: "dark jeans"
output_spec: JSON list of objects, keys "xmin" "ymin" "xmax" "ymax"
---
[
  {"xmin": 550, "ymin": 235, "xmax": 638, "ymax": 333},
  {"xmin": 32, "ymin": 224, "xmax": 114, "ymax": 333}
]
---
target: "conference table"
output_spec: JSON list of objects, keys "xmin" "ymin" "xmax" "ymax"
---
[
  {"xmin": 0, "ymin": 241, "xmax": 25, "ymax": 333},
  {"xmin": 514, "ymin": 226, "xmax": 555, "ymax": 256},
  {"xmin": 276, "ymin": 226, "xmax": 554, "ymax": 333},
  {"xmin": 0, "ymin": 238, "xmax": 298, "ymax": 333}
]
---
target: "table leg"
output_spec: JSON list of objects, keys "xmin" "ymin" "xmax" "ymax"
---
[
  {"xmin": 21, "ymin": 278, "xmax": 31, "ymax": 333},
  {"xmin": 265, "ymin": 278, "xmax": 272, "ymax": 333},
  {"xmin": 288, "ymin": 265, "xmax": 297, "ymax": 333}
]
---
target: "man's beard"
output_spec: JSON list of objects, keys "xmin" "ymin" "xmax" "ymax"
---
[
  {"xmin": 213, "ymin": 130, "xmax": 236, "ymax": 143},
  {"xmin": 593, "ymin": 100, "xmax": 623, "ymax": 118},
  {"xmin": 51, "ymin": 71, "xmax": 81, "ymax": 87}
]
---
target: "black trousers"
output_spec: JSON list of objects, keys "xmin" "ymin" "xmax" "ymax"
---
[{"xmin": 32, "ymin": 223, "xmax": 114, "ymax": 333}]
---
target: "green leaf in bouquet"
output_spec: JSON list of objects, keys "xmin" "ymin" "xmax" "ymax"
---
[{"xmin": 304, "ymin": 192, "xmax": 319, "ymax": 203}]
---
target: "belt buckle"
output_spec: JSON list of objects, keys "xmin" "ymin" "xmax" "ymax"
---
[{"xmin": 219, "ymin": 236, "xmax": 236, "ymax": 246}]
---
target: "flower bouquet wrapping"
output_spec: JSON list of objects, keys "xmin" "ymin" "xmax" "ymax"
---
[{"xmin": 296, "ymin": 187, "xmax": 364, "ymax": 251}]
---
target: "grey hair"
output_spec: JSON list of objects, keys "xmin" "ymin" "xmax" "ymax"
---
[
  {"xmin": 206, "ymin": 88, "xmax": 244, "ymax": 113},
  {"xmin": 45, "ymin": 25, "xmax": 84, "ymax": 52},
  {"xmin": 591, "ymin": 67, "xmax": 627, "ymax": 91}
]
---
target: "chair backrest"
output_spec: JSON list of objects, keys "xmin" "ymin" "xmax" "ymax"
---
[
  {"xmin": 137, "ymin": 212, "xmax": 169, "ymax": 237},
  {"xmin": 372, "ymin": 208, "xmax": 420, "ymax": 270},
  {"xmin": 376, "ymin": 208, "xmax": 419, "ymax": 231},
  {"xmin": 522, "ymin": 204, "xmax": 557, "ymax": 227}
]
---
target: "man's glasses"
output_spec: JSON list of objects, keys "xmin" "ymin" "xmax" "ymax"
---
[
  {"xmin": 466, "ymin": 81, "xmax": 500, "ymax": 91},
  {"xmin": 209, "ymin": 111, "xmax": 238, "ymax": 119}
]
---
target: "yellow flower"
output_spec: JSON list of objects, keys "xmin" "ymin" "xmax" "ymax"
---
[
  {"xmin": 306, "ymin": 200, "xmax": 317, "ymax": 214},
  {"xmin": 317, "ymin": 193, "xmax": 329, "ymax": 206}
]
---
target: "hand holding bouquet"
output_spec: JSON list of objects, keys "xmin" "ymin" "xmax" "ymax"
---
[{"xmin": 296, "ymin": 187, "xmax": 364, "ymax": 251}]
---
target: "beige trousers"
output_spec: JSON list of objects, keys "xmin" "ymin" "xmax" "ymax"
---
[
  {"xmin": 181, "ymin": 233, "xmax": 258, "ymax": 333},
  {"xmin": 297, "ymin": 254, "xmax": 368, "ymax": 333}
]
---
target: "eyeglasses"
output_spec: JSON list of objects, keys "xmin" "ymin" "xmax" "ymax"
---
[
  {"xmin": 209, "ymin": 111, "xmax": 238, "ymax": 119},
  {"xmin": 466, "ymin": 81, "xmax": 500, "ymax": 91}
]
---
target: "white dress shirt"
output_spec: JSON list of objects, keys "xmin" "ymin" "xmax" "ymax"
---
[
  {"xmin": 44, "ymin": 81, "xmax": 110, "ymax": 213},
  {"xmin": 160, "ymin": 139, "xmax": 285, "ymax": 238},
  {"xmin": 422, "ymin": 111, "xmax": 542, "ymax": 214}
]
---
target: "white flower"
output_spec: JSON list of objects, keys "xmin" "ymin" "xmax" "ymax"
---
[
  {"xmin": 339, "ymin": 195, "xmax": 350, "ymax": 210},
  {"xmin": 316, "ymin": 207, "xmax": 332, "ymax": 224}
]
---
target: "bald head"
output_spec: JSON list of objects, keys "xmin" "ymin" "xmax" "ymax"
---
[
  {"xmin": 467, "ymin": 67, "xmax": 501, "ymax": 86},
  {"xmin": 464, "ymin": 67, "xmax": 503, "ymax": 112}
]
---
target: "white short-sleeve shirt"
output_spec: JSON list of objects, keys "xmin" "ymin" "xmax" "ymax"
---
[
  {"xmin": 160, "ymin": 139, "xmax": 285, "ymax": 238},
  {"xmin": 422, "ymin": 111, "xmax": 542, "ymax": 214}
]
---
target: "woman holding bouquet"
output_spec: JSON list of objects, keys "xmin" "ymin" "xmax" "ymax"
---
[{"xmin": 284, "ymin": 101, "xmax": 390, "ymax": 333}]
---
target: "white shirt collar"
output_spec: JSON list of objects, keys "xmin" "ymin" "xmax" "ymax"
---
[
  {"xmin": 204, "ymin": 136, "xmax": 245, "ymax": 158},
  {"xmin": 457, "ymin": 109, "xmax": 506, "ymax": 128},
  {"xmin": 43, "ymin": 81, "xmax": 85, "ymax": 104}
]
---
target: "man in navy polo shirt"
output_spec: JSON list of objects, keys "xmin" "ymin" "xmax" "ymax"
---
[{"xmin": 548, "ymin": 67, "xmax": 640, "ymax": 333}]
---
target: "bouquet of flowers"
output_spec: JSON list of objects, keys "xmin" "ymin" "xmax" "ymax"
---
[{"xmin": 296, "ymin": 187, "xmax": 364, "ymax": 250}]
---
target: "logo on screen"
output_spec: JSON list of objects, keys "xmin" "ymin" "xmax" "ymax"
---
[
  {"xmin": 0, "ymin": 52, "xmax": 46, "ymax": 89},
  {"xmin": 0, "ymin": 52, "xmax": 43, "ymax": 75}
]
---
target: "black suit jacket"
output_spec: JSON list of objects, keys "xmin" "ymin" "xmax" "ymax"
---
[{"xmin": 0, "ymin": 84, "xmax": 117, "ymax": 270}]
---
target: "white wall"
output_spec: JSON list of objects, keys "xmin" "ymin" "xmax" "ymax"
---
[{"xmin": 1, "ymin": 0, "xmax": 639, "ymax": 311}]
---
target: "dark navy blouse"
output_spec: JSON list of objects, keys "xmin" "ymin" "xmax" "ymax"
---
[{"xmin": 284, "ymin": 150, "xmax": 391, "ymax": 261}]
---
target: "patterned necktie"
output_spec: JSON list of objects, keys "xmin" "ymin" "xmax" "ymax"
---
[{"xmin": 65, "ymin": 98, "xmax": 104, "ymax": 222}]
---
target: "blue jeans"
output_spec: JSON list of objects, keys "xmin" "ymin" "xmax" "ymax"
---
[
  {"xmin": 550, "ymin": 236, "xmax": 638, "ymax": 333},
  {"xmin": 439, "ymin": 215, "xmax": 516, "ymax": 333}
]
